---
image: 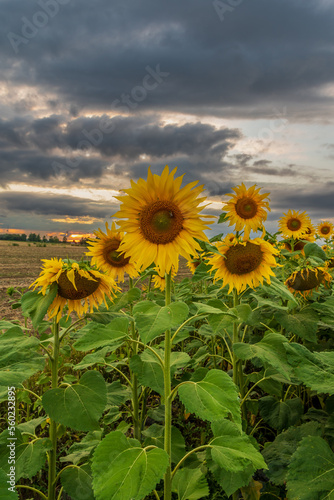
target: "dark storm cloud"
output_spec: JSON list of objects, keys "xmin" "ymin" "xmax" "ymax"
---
[
  {"xmin": 1, "ymin": 0, "xmax": 334, "ymax": 118},
  {"xmin": 0, "ymin": 191, "xmax": 116, "ymax": 219},
  {"xmin": 270, "ymin": 188, "xmax": 334, "ymax": 216}
]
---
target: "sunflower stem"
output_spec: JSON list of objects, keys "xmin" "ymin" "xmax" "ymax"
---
[
  {"xmin": 48, "ymin": 317, "xmax": 59, "ymax": 500},
  {"xmin": 164, "ymin": 271, "xmax": 172, "ymax": 500},
  {"xmin": 129, "ymin": 277, "xmax": 141, "ymax": 441},
  {"xmin": 232, "ymin": 289, "xmax": 247, "ymax": 426}
]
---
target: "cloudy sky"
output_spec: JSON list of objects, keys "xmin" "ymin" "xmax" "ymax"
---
[{"xmin": 1, "ymin": 0, "xmax": 334, "ymax": 237}]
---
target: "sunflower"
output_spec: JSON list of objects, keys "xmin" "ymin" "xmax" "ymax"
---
[
  {"xmin": 300, "ymin": 224, "xmax": 316, "ymax": 242},
  {"xmin": 86, "ymin": 222, "xmax": 139, "ymax": 282},
  {"xmin": 186, "ymin": 257, "xmax": 202, "ymax": 274},
  {"xmin": 278, "ymin": 210, "xmax": 311, "ymax": 239},
  {"xmin": 208, "ymin": 236, "xmax": 279, "ymax": 293},
  {"xmin": 152, "ymin": 266, "xmax": 177, "ymax": 291},
  {"xmin": 114, "ymin": 166, "xmax": 213, "ymax": 275},
  {"xmin": 30, "ymin": 258, "xmax": 119, "ymax": 322},
  {"xmin": 285, "ymin": 267, "xmax": 332, "ymax": 298},
  {"xmin": 223, "ymin": 183, "xmax": 270, "ymax": 240},
  {"xmin": 317, "ymin": 221, "xmax": 334, "ymax": 239}
]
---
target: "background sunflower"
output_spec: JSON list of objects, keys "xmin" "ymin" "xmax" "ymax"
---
[
  {"xmin": 278, "ymin": 209, "xmax": 311, "ymax": 239},
  {"xmin": 317, "ymin": 221, "xmax": 334, "ymax": 239}
]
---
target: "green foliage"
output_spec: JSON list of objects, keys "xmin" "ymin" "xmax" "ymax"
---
[
  {"xmin": 259, "ymin": 396, "xmax": 303, "ymax": 431},
  {"xmin": 73, "ymin": 317, "xmax": 129, "ymax": 351},
  {"xmin": 42, "ymin": 371, "xmax": 107, "ymax": 431},
  {"xmin": 274, "ymin": 308, "xmax": 319, "ymax": 343},
  {"xmin": 178, "ymin": 369, "xmax": 241, "ymax": 425},
  {"xmin": 287, "ymin": 436, "xmax": 334, "ymax": 500},
  {"xmin": 61, "ymin": 464, "xmax": 95, "ymax": 500},
  {"xmin": 91, "ymin": 431, "xmax": 169, "ymax": 500},
  {"xmin": 172, "ymin": 468, "xmax": 209, "ymax": 500},
  {"xmin": 20, "ymin": 284, "xmax": 58, "ymax": 329}
]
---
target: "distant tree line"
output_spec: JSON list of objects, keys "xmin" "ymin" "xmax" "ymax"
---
[{"xmin": 0, "ymin": 233, "xmax": 65, "ymax": 243}]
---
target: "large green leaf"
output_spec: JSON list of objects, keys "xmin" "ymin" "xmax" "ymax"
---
[
  {"xmin": 91, "ymin": 431, "xmax": 169, "ymax": 500},
  {"xmin": 287, "ymin": 436, "xmax": 334, "ymax": 500},
  {"xmin": 60, "ymin": 431, "xmax": 102, "ymax": 465},
  {"xmin": 261, "ymin": 277, "xmax": 298, "ymax": 307},
  {"xmin": 274, "ymin": 309, "xmax": 318, "ymax": 343},
  {"xmin": 207, "ymin": 420, "xmax": 267, "ymax": 497},
  {"xmin": 0, "ymin": 468, "xmax": 18, "ymax": 499},
  {"xmin": 142, "ymin": 424, "xmax": 186, "ymax": 465},
  {"xmin": 262, "ymin": 422, "xmax": 321, "ymax": 485},
  {"xmin": 130, "ymin": 349, "xmax": 164, "ymax": 395},
  {"xmin": 106, "ymin": 381, "xmax": 131, "ymax": 407},
  {"xmin": 20, "ymin": 285, "xmax": 58, "ymax": 329},
  {"xmin": 134, "ymin": 301, "xmax": 189, "ymax": 344},
  {"xmin": 73, "ymin": 347, "xmax": 111, "ymax": 370},
  {"xmin": 259, "ymin": 396, "xmax": 303, "ymax": 431},
  {"xmin": 42, "ymin": 371, "xmax": 107, "ymax": 431},
  {"xmin": 0, "ymin": 329, "xmax": 45, "ymax": 386},
  {"xmin": 73, "ymin": 318, "xmax": 129, "ymax": 351},
  {"xmin": 284, "ymin": 343, "xmax": 334, "ymax": 394},
  {"xmin": 178, "ymin": 369, "xmax": 240, "ymax": 425},
  {"xmin": 173, "ymin": 468, "xmax": 209, "ymax": 500},
  {"xmin": 0, "ymin": 429, "xmax": 52, "ymax": 480},
  {"xmin": 61, "ymin": 464, "xmax": 95, "ymax": 500},
  {"xmin": 303, "ymin": 242, "xmax": 327, "ymax": 261},
  {"xmin": 233, "ymin": 332, "xmax": 293, "ymax": 381}
]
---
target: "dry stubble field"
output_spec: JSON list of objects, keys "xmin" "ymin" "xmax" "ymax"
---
[{"xmin": 0, "ymin": 240, "xmax": 191, "ymax": 323}]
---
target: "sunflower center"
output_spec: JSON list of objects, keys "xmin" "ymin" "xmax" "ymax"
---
[
  {"xmin": 103, "ymin": 239, "xmax": 131, "ymax": 268},
  {"xmin": 140, "ymin": 200, "xmax": 184, "ymax": 244},
  {"xmin": 225, "ymin": 242, "xmax": 263, "ymax": 275},
  {"xmin": 235, "ymin": 198, "xmax": 258, "ymax": 219},
  {"xmin": 321, "ymin": 226, "xmax": 330, "ymax": 234},
  {"xmin": 287, "ymin": 218, "xmax": 301, "ymax": 231},
  {"xmin": 57, "ymin": 270, "xmax": 101, "ymax": 300},
  {"xmin": 286, "ymin": 268, "xmax": 324, "ymax": 291}
]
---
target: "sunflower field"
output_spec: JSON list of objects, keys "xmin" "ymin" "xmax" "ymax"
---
[{"xmin": 1, "ymin": 166, "xmax": 334, "ymax": 500}]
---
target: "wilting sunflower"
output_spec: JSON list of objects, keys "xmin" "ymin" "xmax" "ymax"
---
[
  {"xmin": 86, "ymin": 222, "xmax": 139, "ymax": 282},
  {"xmin": 208, "ymin": 236, "xmax": 279, "ymax": 293},
  {"xmin": 223, "ymin": 183, "xmax": 270, "ymax": 240},
  {"xmin": 152, "ymin": 266, "xmax": 177, "ymax": 291},
  {"xmin": 317, "ymin": 221, "xmax": 334, "ymax": 239},
  {"xmin": 285, "ymin": 266, "xmax": 332, "ymax": 298},
  {"xmin": 30, "ymin": 258, "xmax": 119, "ymax": 322},
  {"xmin": 278, "ymin": 210, "xmax": 311, "ymax": 239},
  {"xmin": 114, "ymin": 166, "xmax": 212, "ymax": 275}
]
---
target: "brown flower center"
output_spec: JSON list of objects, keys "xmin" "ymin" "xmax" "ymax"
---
[
  {"xmin": 321, "ymin": 226, "xmax": 330, "ymax": 235},
  {"xmin": 225, "ymin": 242, "xmax": 263, "ymax": 275},
  {"xmin": 287, "ymin": 218, "xmax": 302, "ymax": 231},
  {"xmin": 140, "ymin": 200, "xmax": 184, "ymax": 244},
  {"xmin": 285, "ymin": 240, "xmax": 306, "ymax": 252},
  {"xmin": 235, "ymin": 197, "xmax": 258, "ymax": 219},
  {"xmin": 103, "ymin": 238, "xmax": 130, "ymax": 268},
  {"xmin": 286, "ymin": 268, "xmax": 324, "ymax": 291},
  {"xmin": 58, "ymin": 270, "xmax": 101, "ymax": 300}
]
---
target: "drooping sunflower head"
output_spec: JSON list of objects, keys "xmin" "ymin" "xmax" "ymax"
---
[
  {"xmin": 86, "ymin": 222, "xmax": 139, "ymax": 282},
  {"xmin": 152, "ymin": 266, "xmax": 177, "ymax": 291},
  {"xmin": 114, "ymin": 166, "xmax": 213, "ymax": 275},
  {"xmin": 285, "ymin": 267, "xmax": 332, "ymax": 298},
  {"xmin": 30, "ymin": 258, "xmax": 119, "ymax": 322},
  {"xmin": 278, "ymin": 210, "xmax": 312, "ymax": 239},
  {"xmin": 317, "ymin": 221, "xmax": 334, "ymax": 239},
  {"xmin": 223, "ymin": 183, "xmax": 270, "ymax": 240},
  {"xmin": 207, "ymin": 237, "xmax": 279, "ymax": 293}
]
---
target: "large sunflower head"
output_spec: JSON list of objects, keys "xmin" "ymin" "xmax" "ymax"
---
[
  {"xmin": 317, "ymin": 221, "xmax": 334, "ymax": 239},
  {"xmin": 30, "ymin": 258, "xmax": 119, "ymax": 322},
  {"xmin": 208, "ymin": 236, "xmax": 279, "ymax": 293},
  {"xmin": 114, "ymin": 166, "xmax": 213, "ymax": 275},
  {"xmin": 223, "ymin": 183, "xmax": 270, "ymax": 240},
  {"xmin": 278, "ymin": 210, "xmax": 312, "ymax": 239},
  {"xmin": 86, "ymin": 222, "xmax": 139, "ymax": 282},
  {"xmin": 285, "ymin": 266, "xmax": 332, "ymax": 298}
]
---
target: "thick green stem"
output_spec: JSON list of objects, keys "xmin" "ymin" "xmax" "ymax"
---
[
  {"xmin": 48, "ymin": 318, "xmax": 59, "ymax": 500},
  {"xmin": 163, "ymin": 272, "xmax": 172, "ymax": 500},
  {"xmin": 232, "ymin": 289, "xmax": 240, "ymax": 388},
  {"xmin": 129, "ymin": 277, "xmax": 141, "ymax": 441}
]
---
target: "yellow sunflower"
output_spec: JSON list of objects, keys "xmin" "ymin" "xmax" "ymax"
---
[
  {"xmin": 278, "ymin": 210, "xmax": 311, "ymax": 239},
  {"xmin": 152, "ymin": 266, "xmax": 177, "ymax": 291},
  {"xmin": 30, "ymin": 258, "xmax": 119, "ymax": 322},
  {"xmin": 285, "ymin": 267, "xmax": 332, "ymax": 298},
  {"xmin": 114, "ymin": 166, "xmax": 213, "ymax": 275},
  {"xmin": 223, "ymin": 183, "xmax": 270, "ymax": 239},
  {"xmin": 186, "ymin": 257, "xmax": 202, "ymax": 274},
  {"xmin": 208, "ymin": 236, "xmax": 279, "ymax": 293},
  {"xmin": 300, "ymin": 224, "xmax": 316, "ymax": 242},
  {"xmin": 86, "ymin": 222, "xmax": 139, "ymax": 282},
  {"xmin": 317, "ymin": 221, "xmax": 334, "ymax": 239}
]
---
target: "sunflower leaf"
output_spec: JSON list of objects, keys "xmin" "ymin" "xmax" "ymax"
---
[
  {"xmin": 172, "ymin": 468, "xmax": 209, "ymax": 500},
  {"xmin": 91, "ymin": 431, "xmax": 169, "ymax": 500},
  {"xmin": 303, "ymin": 242, "xmax": 327, "ymax": 261},
  {"xmin": 20, "ymin": 283, "xmax": 58, "ymax": 329}
]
